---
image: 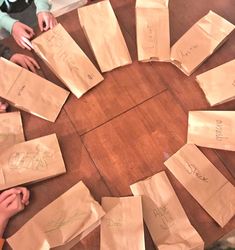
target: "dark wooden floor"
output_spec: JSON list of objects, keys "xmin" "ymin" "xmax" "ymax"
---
[{"xmin": 2, "ymin": 0, "xmax": 235, "ymax": 249}]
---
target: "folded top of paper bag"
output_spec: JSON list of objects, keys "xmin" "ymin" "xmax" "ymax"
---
[
  {"xmin": 198, "ymin": 11, "xmax": 234, "ymax": 42},
  {"xmin": 196, "ymin": 59, "xmax": 235, "ymax": 106},
  {"xmin": 170, "ymin": 11, "xmax": 234, "ymax": 75},
  {"xmin": 78, "ymin": 0, "xmax": 132, "ymax": 72},
  {"xmin": 0, "ymin": 112, "xmax": 24, "ymax": 150}
]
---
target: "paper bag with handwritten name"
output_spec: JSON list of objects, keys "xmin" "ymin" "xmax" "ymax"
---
[
  {"xmin": 0, "ymin": 134, "xmax": 66, "ymax": 190},
  {"xmin": 171, "ymin": 11, "xmax": 234, "ymax": 76},
  {"xmin": 136, "ymin": 0, "xmax": 170, "ymax": 62},
  {"xmin": 0, "ymin": 58, "xmax": 69, "ymax": 122},
  {"xmin": 196, "ymin": 60, "xmax": 235, "ymax": 106},
  {"xmin": 32, "ymin": 24, "xmax": 104, "ymax": 99},
  {"xmin": 187, "ymin": 111, "xmax": 235, "ymax": 151},
  {"xmin": 130, "ymin": 171, "xmax": 204, "ymax": 249},
  {"xmin": 7, "ymin": 181, "xmax": 105, "ymax": 250},
  {"xmin": 164, "ymin": 144, "xmax": 235, "ymax": 227},
  {"xmin": 0, "ymin": 112, "xmax": 24, "ymax": 150},
  {"xmin": 100, "ymin": 196, "xmax": 145, "ymax": 250},
  {"xmin": 78, "ymin": 0, "xmax": 132, "ymax": 72}
]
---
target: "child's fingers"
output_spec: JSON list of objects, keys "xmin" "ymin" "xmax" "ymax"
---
[
  {"xmin": 16, "ymin": 39, "xmax": 25, "ymax": 49},
  {"xmin": 24, "ymin": 58, "xmax": 36, "ymax": 73},
  {"xmin": 16, "ymin": 187, "xmax": 30, "ymax": 203},
  {"xmin": 38, "ymin": 17, "xmax": 44, "ymax": 32},
  {"xmin": 0, "ymin": 189, "xmax": 20, "ymax": 203},
  {"xmin": 43, "ymin": 16, "xmax": 50, "ymax": 31},
  {"xmin": 26, "ymin": 56, "xmax": 40, "ymax": 69},
  {"xmin": 3, "ymin": 194, "xmax": 17, "ymax": 207},
  {"xmin": 21, "ymin": 40, "xmax": 32, "ymax": 51},
  {"xmin": 23, "ymin": 24, "xmax": 34, "ymax": 36},
  {"xmin": 53, "ymin": 18, "xmax": 58, "ymax": 27},
  {"xmin": 20, "ymin": 58, "xmax": 30, "ymax": 70},
  {"xmin": 49, "ymin": 19, "xmax": 53, "ymax": 30}
]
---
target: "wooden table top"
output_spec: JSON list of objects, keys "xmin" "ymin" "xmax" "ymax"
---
[{"xmin": 2, "ymin": 0, "xmax": 235, "ymax": 249}]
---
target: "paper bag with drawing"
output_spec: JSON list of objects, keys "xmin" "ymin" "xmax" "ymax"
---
[
  {"xmin": 78, "ymin": 0, "xmax": 132, "ymax": 72},
  {"xmin": 187, "ymin": 111, "xmax": 235, "ymax": 151},
  {"xmin": 130, "ymin": 171, "xmax": 204, "ymax": 250},
  {"xmin": 7, "ymin": 181, "xmax": 105, "ymax": 250},
  {"xmin": 136, "ymin": 0, "xmax": 170, "ymax": 62},
  {"xmin": 171, "ymin": 11, "xmax": 234, "ymax": 76},
  {"xmin": 32, "ymin": 24, "xmax": 104, "ymax": 99},
  {"xmin": 164, "ymin": 144, "xmax": 235, "ymax": 227},
  {"xmin": 0, "ymin": 58, "xmax": 69, "ymax": 122},
  {"xmin": 0, "ymin": 134, "xmax": 66, "ymax": 190},
  {"xmin": 0, "ymin": 112, "xmax": 24, "ymax": 150},
  {"xmin": 196, "ymin": 60, "xmax": 235, "ymax": 106},
  {"xmin": 100, "ymin": 196, "xmax": 145, "ymax": 250}
]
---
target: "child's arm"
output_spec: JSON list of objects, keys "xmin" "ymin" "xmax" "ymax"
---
[
  {"xmin": 35, "ymin": 0, "xmax": 57, "ymax": 31},
  {"xmin": 0, "ymin": 10, "xmax": 18, "ymax": 33},
  {"xmin": 34, "ymin": 0, "xmax": 51, "ymax": 13}
]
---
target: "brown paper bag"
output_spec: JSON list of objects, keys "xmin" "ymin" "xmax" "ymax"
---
[
  {"xmin": 0, "ymin": 112, "xmax": 24, "ymax": 150},
  {"xmin": 164, "ymin": 144, "xmax": 235, "ymax": 227},
  {"xmin": 78, "ymin": 0, "xmax": 132, "ymax": 72},
  {"xmin": 7, "ymin": 181, "xmax": 105, "ymax": 250},
  {"xmin": 136, "ymin": 0, "xmax": 170, "ymax": 62},
  {"xmin": 0, "ymin": 133, "xmax": 66, "ymax": 190},
  {"xmin": 130, "ymin": 171, "xmax": 204, "ymax": 249},
  {"xmin": 0, "ymin": 57, "xmax": 69, "ymax": 122},
  {"xmin": 196, "ymin": 60, "xmax": 235, "ymax": 106},
  {"xmin": 187, "ymin": 111, "xmax": 235, "ymax": 151},
  {"xmin": 32, "ymin": 24, "xmax": 104, "ymax": 99},
  {"xmin": 100, "ymin": 196, "xmax": 145, "ymax": 250},
  {"xmin": 171, "ymin": 11, "xmax": 234, "ymax": 76}
]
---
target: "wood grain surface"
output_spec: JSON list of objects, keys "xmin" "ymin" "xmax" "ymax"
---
[{"xmin": 2, "ymin": 0, "xmax": 235, "ymax": 249}]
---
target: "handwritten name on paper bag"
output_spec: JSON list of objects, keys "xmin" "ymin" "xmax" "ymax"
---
[
  {"xmin": 8, "ymin": 145, "xmax": 53, "ymax": 171},
  {"xmin": 182, "ymin": 162, "xmax": 209, "ymax": 182},
  {"xmin": 45, "ymin": 31, "xmax": 95, "ymax": 82},
  {"xmin": 45, "ymin": 34, "xmax": 95, "ymax": 82},
  {"xmin": 104, "ymin": 218, "xmax": 123, "ymax": 228},
  {"xmin": 215, "ymin": 120, "xmax": 229, "ymax": 141},
  {"xmin": 153, "ymin": 205, "xmax": 175, "ymax": 230},
  {"xmin": 178, "ymin": 45, "xmax": 199, "ymax": 59},
  {"xmin": 45, "ymin": 210, "xmax": 87, "ymax": 233},
  {"xmin": 142, "ymin": 22, "xmax": 156, "ymax": 50}
]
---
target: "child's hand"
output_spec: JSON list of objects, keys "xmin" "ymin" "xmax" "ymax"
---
[
  {"xmin": 37, "ymin": 12, "xmax": 57, "ymax": 32},
  {"xmin": 15, "ymin": 187, "xmax": 30, "ymax": 206},
  {"xmin": 0, "ymin": 188, "xmax": 29, "ymax": 237},
  {"xmin": 12, "ymin": 22, "xmax": 35, "ymax": 50},
  {"xmin": 0, "ymin": 189, "xmax": 25, "ymax": 221},
  {"xmin": 10, "ymin": 54, "xmax": 40, "ymax": 73}
]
